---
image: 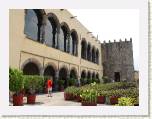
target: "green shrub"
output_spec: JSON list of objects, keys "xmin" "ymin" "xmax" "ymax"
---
[
  {"xmin": 35, "ymin": 76, "xmax": 44, "ymax": 93},
  {"xmin": 9, "ymin": 68, "xmax": 24, "ymax": 95},
  {"xmin": 80, "ymin": 78, "xmax": 87, "ymax": 86},
  {"xmin": 58, "ymin": 79, "xmax": 65, "ymax": 86},
  {"xmin": 64, "ymin": 86, "xmax": 77, "ymax": 94},
  {"xmin": 87, "ymin": 78, "xmax": 92, "ymax": 84},
  {"xmin": 80, "ymin": 89, "xmax": 97, "ymax": 103},
  {"xmin": 102, "ymin": 76, "xmax": 111, "ymax": 83},
  {"xmin": 24, "ymin": 75, "xmax": 41, "ymax": 94},
  {"xmin": 116, "ymin": 97, "xmax": 136, "ymax": 106},
  {"xmin": 68, "ymin": 78, "xmax": 76, "ymax": 86}
]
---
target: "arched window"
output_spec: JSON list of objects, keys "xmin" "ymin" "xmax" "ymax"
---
[
  {"xmin": 60, "ymin": 22, "xmax": 70, "ymax": 53},
  {"xmin": 87, "ymin": 43, "xmax": 91, "ymax": 61},
  {"xmin": 81, "ymin": 39, "xmax": 87, "ymax": 59},
  {"xmin": 71, "ymin": 30, "xmax": 78, "ymax": 56},
  {"xmin": 45, "ymin": 19, "xmax": 53, "ymax": 46},
  {"xmin": 92, "ymin": 46, "xmax": 96, "ymax": 63},
  {"xmin": 45, "ymin": 13, "xmax": 60, "ymax": 48},
  {"xmin": 96, "ymin": 49, "xmax": 99, "ymax": 64},
  {"xmin": 24, "ymin": 9, "xmax": 43, "ymax": 42}
]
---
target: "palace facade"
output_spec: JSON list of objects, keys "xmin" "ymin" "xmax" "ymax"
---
[{"xmin": 9, "ymin": 9, "xmax": 103, "ymax": 90}]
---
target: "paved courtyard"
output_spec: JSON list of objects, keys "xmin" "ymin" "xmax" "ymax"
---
[{"xmin": 10, "ymin": 92, "xmax": 107, "ymax": 106}]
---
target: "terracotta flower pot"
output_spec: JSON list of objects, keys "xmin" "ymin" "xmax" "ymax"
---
[
  {"xmin": 97, "ymin": 96, "xmax": 105, "ymax": 104},
  {"xmin": 27, "ymin": 94, "xmax": 36, "ymax": 104},
  {"xmin": 81, "ymin": 101, "xmax": 97, "ymax": 106},
  {"xmin": 13, "ymin": 93, "xmax": 23, "ymax": 106},
  {"xmin": 110, "ymin": 96, "xmax": 119, "ymax": 105},
  {"xmin": 76, "ymin": 95, "xmax": 82, "ymax": 102},
  {"xmin": 64, "ymin": 93, "xmax": 74, "ymax": 100}
]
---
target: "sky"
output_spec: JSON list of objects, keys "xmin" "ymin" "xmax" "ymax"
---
[{"xmin": 68, "ymin": 9, "xmax": 139, "ymax": 70}]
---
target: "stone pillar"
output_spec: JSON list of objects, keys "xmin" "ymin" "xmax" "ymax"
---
[
  {"xmin": 66, "ymin": 72, "xmax": 70, "ymax": 87},
  {"xmin": 78, "ymin": 77, "xmax": 81, "ymax": 87},
  {"xmin": 54, "ymin": 71, "xmax": 59, "ymax": 91},
  {"xmin": 40, "ymin": 14, "xmax": 47, "ymax": 44}
]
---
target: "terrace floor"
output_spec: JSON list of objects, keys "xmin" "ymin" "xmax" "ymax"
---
[{"xmin": 9, "ymin": 92, "xmax": 107, "ymax": 106}]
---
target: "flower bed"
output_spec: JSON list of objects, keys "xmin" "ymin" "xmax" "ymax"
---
[{"xmin": 64, "ymin": 82, "xmax": 139, "ymax": 106}]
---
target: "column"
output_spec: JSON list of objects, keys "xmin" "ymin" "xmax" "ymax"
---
[
  {"xmin": 54, "ymin": 70, "xmax": 59, "ymax": 91},
  {"xmin": 40, "ymin": 14, "xmax": 47, "ymax": 43}
]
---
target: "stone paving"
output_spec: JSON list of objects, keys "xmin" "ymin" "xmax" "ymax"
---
[{"xmin": 10, "ymin": 92, "xmax": 107, "ymax": 106}]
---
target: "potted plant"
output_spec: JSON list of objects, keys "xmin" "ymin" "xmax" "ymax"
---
[
  {"xmin": 58, "ymin": 79, "xmax": 65, "ymax": 91},
  {"xmin": 115, "ymin": 97, "xmax": 136, "ymax": 106},
  {"xmin": 80, "ymin": 89, "xmax": 97, "ymax": 106},
  {"xmin": 74, "ymin": 87, "xmax": 83, "ymax": 102},
  {"xmin": 109, "ymin": 89, "xmax": 122, "ymax": 105},
  {"xmin": 97, "ymin": 90, "xmax": 107, "ymax": 104},
  {"xmin": 64, "ymin": 86, "xmax": 76, "ymax": 100},
  {"xmin": 9, "ymin": 68, "xmax": 24, "ymax": 106},
  {"xmin": 24, "ymin": 75, "xmax": 38, "ymax": 104}
]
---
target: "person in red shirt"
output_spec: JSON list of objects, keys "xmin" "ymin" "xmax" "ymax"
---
[{"xmin": 47, "ymin": 77, "xmax": 53, "ymax": 97}]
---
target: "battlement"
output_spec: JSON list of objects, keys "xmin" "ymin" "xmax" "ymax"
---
[{"xmin": 102, "ymin": 37, "xmax": 132, "ymax": 44}]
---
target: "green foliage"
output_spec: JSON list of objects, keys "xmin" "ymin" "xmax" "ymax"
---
[
  {"xmin": 80, "ymin": 78, "xmax": 87, "ymax": 86},
  {"xmin": 35, "ymin": 76, "xmax": 44, "ymax": 93},
  {"xmin": 9, "ymin": 68, "xmax": 24, "ymax": 95},
  {"xmin": 116, "ymin": 97, "xmax": 136, "ymax": 106},
  {"xmin": 24, "ymin": 75, "xmax": 43, "ymax": 94},
  {"xmin": 102, "ymin": 76, "xmax": 111, "ymax": 83},
  {"xmin": 80, "ymin": 89, "xmax": 97, "ymax": 103},
  {"xmin": 64, "ymin": 86, "xmax": 77, "ymax": 94},
  {"xmin": 68, "ymin": 78, "xmax": 76, "ymax": 86},
  {"xmin": 58, "ymin": 79, "xmax": 65, "ymax": 86},
  {"xmin": 87, "ymin": 78, "xmax": 92, "ymax": 84}
]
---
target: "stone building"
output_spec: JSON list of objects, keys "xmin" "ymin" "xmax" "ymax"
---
[
  {"xmin": 101, "ymin": 39, "xmax": 134, "ymax": 82},
  {"xmin": 9, "ymin": 9, "xmax": 103, "ymax": 90}
]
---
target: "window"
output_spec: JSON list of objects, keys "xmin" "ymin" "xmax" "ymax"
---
[{"xmin": 24, "ymin": 9, "xmax": 43, "ymax": 42}]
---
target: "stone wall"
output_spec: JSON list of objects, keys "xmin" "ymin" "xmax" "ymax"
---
[{"xmin": 101, "ymin": 39, "xmax": 134, "ymax": 82}]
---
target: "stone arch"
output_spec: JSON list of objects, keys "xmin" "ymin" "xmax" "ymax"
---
[
  {"xmin": 92, "ymin": 46, "xmax": 96, "ymax": 63},
  {"xmin": 87, "ymin": 71, "xmax": 91, "ymax": 79},
  {"xmin": 70, "ymin": 29, "xmax": 78, "ymax": 56},
  {"xmin": 43, "ymin": 63, "xmax": 57, "ymax": 91},
  {"xmin": 21, "ymin": 58, "xmax": 42, "ymax": 75},
  {"xmin": 87, "ymin": 42, "xmax": 91, "ymax": 61},
  {"xmin": 60, "ymin": 22, "xmax": 70, "ymax": 53},
  {"xmin": 81, "ymin": 38, "xmax": 87, "ymax": 59},
  {"xmin": 70, "ymin": 67, "xmax": 78, "ymax": 79},
  {"xmin": 43, "ymin": 62, "xmax": 57, "ymax": 73},
  {"xmin": 92, "ymin": 72, "xmax": 96, "ymax": 79},
  {"xmin": 24, "ymin": 9, "xmax": 45, "ymax": 42},
  {"xmin": 59, "ymin": 66, "xmax": 69, "ymax": 88},
  {"xmin": 96, "ymin": 72, "xmax": 99, "ymax": 79},
  {"xmin": 96, "ymin": 49, "xmax": 99, "ymax": 64},
  {"xmin": 69, "ymin": 67, "xmax": 78, "ymax": 86},
  {"xmin": 45, "ymin": 13, "xmax": 60, "ymax": 48},
  {"xmin": 81, "ymin": 70, "xmax": 86, "ymax": 79}
]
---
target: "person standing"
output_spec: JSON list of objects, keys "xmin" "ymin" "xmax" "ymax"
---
[{"xmin": 47, "ymin": 77, "xmax": 53, "ymax": 97}]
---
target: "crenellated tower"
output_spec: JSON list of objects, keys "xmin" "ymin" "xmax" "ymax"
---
[{"xmin": 101, "ymin": 38, "xmax": 134, "ymax": 82}]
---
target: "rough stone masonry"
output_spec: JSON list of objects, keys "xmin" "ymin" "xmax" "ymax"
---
[{"xmin": 101, "ymin": 38, "xmax": 134, "ymax": 82}]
